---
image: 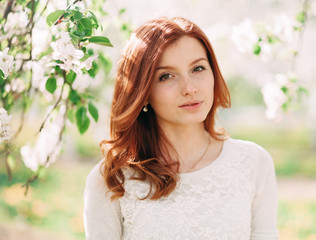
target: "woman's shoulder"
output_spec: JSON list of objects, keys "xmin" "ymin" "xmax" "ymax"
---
[
  {"xmin": 225, "ymin": 137, "xmax": 271, "ymax": 156},
  {"xmin": 224, "ymin": 137, "xmax": 274, "ymax": 168},
  {"xmin": 86, "ymin": 160, "xmax": 106, "ymax": 190}
]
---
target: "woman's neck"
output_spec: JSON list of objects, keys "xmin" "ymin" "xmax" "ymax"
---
[{"xmin": 158, "ymin": 122, "xmax": 212, "ymax": 171}]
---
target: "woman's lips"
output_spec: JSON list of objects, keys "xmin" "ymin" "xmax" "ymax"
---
[{"xmin": 179, "ymin": 100, "xmax": 203, "ymax": 109}]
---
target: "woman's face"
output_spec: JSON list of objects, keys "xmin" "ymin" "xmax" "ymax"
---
[{"xmin": 149, "ymin": 36, "xmax": 214, "ymax": 129}]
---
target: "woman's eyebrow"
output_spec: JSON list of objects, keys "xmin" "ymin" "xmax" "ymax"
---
[
  {"xmin": 190, "ymin": 57, "xmax": 208, "ymax": 65},
  {"xmin": 156, "ymin": 57, "xmax": 208, "ymax": 71},
  {"xmin": 156, "ymin": 65, "xmax": 175, "ymax": 71}
]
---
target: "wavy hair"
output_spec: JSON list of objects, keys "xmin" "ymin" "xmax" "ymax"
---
[{"xmin": 100, "ymin": 17, "xmax": 231, "ymax": 200}]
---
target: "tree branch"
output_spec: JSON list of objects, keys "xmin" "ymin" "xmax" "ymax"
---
[
  {"xmin": 54, "ymin": 0, "xmax": 83, "ymax": 25},
  {"xmin": 290, "ymin": 0, "xmax": 310, "ymax": 72},
  {"xmin": 3, "ymin": 0, "xmax": 14, "ymax": 20},
  {"xmin": 38, "ymin": 79, "xmax": 66, "ymax": 133},
  {"xmin": 4, "ymin": 146, "xmax": 12, "ymax": 181}
]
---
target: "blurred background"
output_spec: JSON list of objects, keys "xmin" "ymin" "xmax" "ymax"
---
[{"xmin": 0, "ymin": 0, "xmax": 315, "ymax": 239}]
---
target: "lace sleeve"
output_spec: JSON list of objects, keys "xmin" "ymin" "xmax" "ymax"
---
[
  {"xmin": 83, "ymin": 161, "xmax": 122, "ymax": 240},
  {"xmin": 251, "ymin": 146, "xmax": 279, "ymax": 240}
]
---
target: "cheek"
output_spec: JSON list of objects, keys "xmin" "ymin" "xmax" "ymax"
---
[
  {"xmin": 202, "ymin": 74, "xmax": 214, "ymax": 95},
  {"xmin": 149, "ymin": 87, "xmax": 165, "ymax": 109}
]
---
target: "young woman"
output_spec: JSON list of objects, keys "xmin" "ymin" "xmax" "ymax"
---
[{"xmin": 84, "ymin": 17, "xmax": 279, "ymax": 240}]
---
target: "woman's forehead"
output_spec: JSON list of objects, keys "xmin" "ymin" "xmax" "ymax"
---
[{"xmin": 157, "ymin": 36, "xmax": 208, "ymax": 68}]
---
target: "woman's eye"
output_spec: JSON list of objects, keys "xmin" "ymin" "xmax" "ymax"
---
[
  {"xmin": 193, "ymin": 66, "xmax": 205, "ymax": 72},
  {"xmin": 159, "ymin": 73, "xmax": 173, "ymax": 81}
]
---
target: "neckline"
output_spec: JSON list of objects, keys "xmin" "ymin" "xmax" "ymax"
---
[{"xmin": 179, "ymin": 137, "xmax": 229, "ymax": 177}]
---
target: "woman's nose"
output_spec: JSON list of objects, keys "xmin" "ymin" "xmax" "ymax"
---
[{"xmin": 181, "ymin": 75, "xmax": 198, "ymax": 96}]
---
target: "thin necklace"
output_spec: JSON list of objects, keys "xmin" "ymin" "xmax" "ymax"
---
[{"xmin": 187, "ymin": 136, "xmax": 211, "ymax": 172}]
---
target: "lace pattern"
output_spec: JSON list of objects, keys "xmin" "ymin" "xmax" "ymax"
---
[{"xmin": 119, "ymin": 139, "xmax": 260, "ymax": 240}]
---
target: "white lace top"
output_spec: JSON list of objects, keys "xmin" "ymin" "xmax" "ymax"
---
[{"xmin": 84, "ymin": 138, "xmax": 279, "ymax": 240}]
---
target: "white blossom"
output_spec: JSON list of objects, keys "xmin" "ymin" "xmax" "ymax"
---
[
  {"xmin": 231, "ymin": 19, "xmax": 258, "ymax": 53},
  {"xmin": 72, "ymin": 71, "xmax": 92, "ymax": 93},
  {"xmin": 79, "ymin": 55, "xmax": 98, "ymax": 71},
  {"xmin": 0, "ymin": 108, "xmax": 14, "ymax": 143},
  {"xmin": 0, "ymin": 48, "xmax": 15, "ymax": 79},
  {"xmin": 272, "ymin": 14, "xmax": 294, "ymax": 43},
  {"xmin": 1, "ymin": 10, "xmax": 29, "ymax": 41},
  {"xmin": 20, "ymin": 105, "xmax": 66, "ymax": 172},
  {"xmin": 4, "ymin": 78, "xmax": 25, "ymax": 93},
  {"xmin": 261, "ymin": 81, "xmax": 287, "ymax": 120},
  {"xmin": 51, "ymin": 31, "xmax": 84, "ymax": 72}
]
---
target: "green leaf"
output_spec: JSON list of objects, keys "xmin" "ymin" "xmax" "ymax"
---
[
  {"xmin": 296, "ymin": 11, "xmax": 306, "ymax": 24},
  {"xmin": 76, "ymin": 106, "xmax": 90, "ymax": 134},
  {"xmin": 253, "ymin": 43, "xmax": 261, "ymax": 55},
  {"xmin": 119, "ymin": 8, "xmax": 126, "ymax": 15},
  {"xmin": 89, "ymin": 10, "xmax": 103, "ymax": 31},
  {"xmin": 0, "ymin": 69, "xmax": 5, "ymax": 85},
  {"xmin": 89, "ymin": 15, "xmax": 99, "ymax": 30},
  {"xmin": 46, "ymin": 10, "xmax": 65, "ymax": 26},
  {"xmin": 67, "ymin": 108, "xmax": 76, "ymax": 123},
  {"xmin": 63, "ymin": 11, "xmax": 72, "ymax": 19},
  {"xmin": 87, "ymin": 49, "xmax": 94, "ymax": 56},
  {"xmin": 73, "ymin": 10, "xmax": 83, "ymax": 20},
  {"xmin": 88, "ymin": 102, "xmax": 99, "ymax": 122},
  {"xmin": 88, "ymin": 36, "xmax": 113, "ymax": 47},
  {"xmin": 78, "ymin": 18, "xmax": 93, "ymax": 36},
  {"xmin": 281, "ymin": 86, "xmax": 288, "ymax": 94},
  {"xmin": 281, "ymin": 102, "xmax": 289, "ymax": 112},
  {"xmin": 296, "ymin": 86, "xmax": 309, "ymax": 102},
  {"xmin": 68, "ymin": 89, "xmax": 81, "ymax": 103},
  {"xmin": 88, "ymin": 61, "xmax": 98, "ymax": 77},
  {"xmin": 267, "ymin": 35, "xmax": 279, "ymax": 44},
  {"xmin": 69, "ymin": 32, "xmax": 80, "ymax": 44},
  {"xmin": 76, "ymin": 21, "xmax": 86, "ymax": 36},
  {"xmin": 45, "ymin": 77, "xmax": 57, "ymax": 93},
  {"xmin": 81, "ymin": 18, "xmax": 93, "ymax": 29},
  {"xmin": 66, "ymin": 70, "xmax": 77, "ymax": 84}
]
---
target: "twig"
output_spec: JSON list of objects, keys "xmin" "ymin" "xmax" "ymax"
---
[
  {"xmin": 290, "ymin": 0, "xmax": 310, "ymax": 72},
  {"xmin": 22, "ymin": 173, "xmax": 38, "ymax": 196},
  {"xmin": 34, "ymin": 0, "xmax": 50, "ymax": 24},
  {"xmin": 54, "ymin": 0, "xmax": 83, "ymax": 25},
  {"xmin": 4, "ymin": 147, "xmax": 12, "ymax": 181},
  {"xmin": 3, "ymin": 0, "xmax": 14, "ymax": 20},
  {"xmin": 67, "ymin": 0, "xmax": 82, "ymax": 10},
  {"xmin": 38, "ymin": 80, "xmax": 66, "ymax": 133}
]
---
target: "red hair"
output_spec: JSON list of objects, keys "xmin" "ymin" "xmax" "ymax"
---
[{"xmin": 100, "ymin": 17, "xmax": 231, "ymax": 200}]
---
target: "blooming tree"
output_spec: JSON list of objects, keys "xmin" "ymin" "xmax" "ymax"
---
[
  {"xmin": 0, "ymin": 0, "xmax": 121, "ymax": 193},
  {"xmin": 231, "ymin": 0, "xmax": 310, "ymax": 120}
]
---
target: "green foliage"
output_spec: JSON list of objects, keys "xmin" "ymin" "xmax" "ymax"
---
[
  {"xmin": 253, "ymin": 43, "xmax": 261, "ymax": 55},
  {"xmin": 119, "ymin": 8, "xmax": 126, "ymax": 15},
  {"xmin": 46, "ymin": 7, "xmax": 112, "ymax": 49},
  {"xmin": 88, "ymin": 36, "xmax": 113, "ymax": 47},
  {"xmin": 87, "ymin": 61, "xmax": 98, "ymax": 77},
  {"xmin": 66, "ymin": 70, "xmax": 77, "ymax": 84},
  {"xmin": 46, "ymin": 10, "xmax": 66, "ymax": 26},
  {"xmin": 67, "ymin": 108, "xmax": 76, "ymax": 123},
  {"xmin": 45, "ymin": 77, "xmax": 57, "ymax": 94},
  {"xmin": 68, "ymin": 89, "xmax": 81, "ymax": 104},
  {"xmin": 88, "ymin": 102, "xmax": 98, "ymax": 122},
  {"xmin": 296, "ymin": 11, "xmax": 306, "ymax": 24},
  {"xmin": 76, "ymin": 106, "xmax": 90, "ymax": 134},
  {"xmin": 0, "ymin": 69, "xmax": 4, "ymax": 85}
]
